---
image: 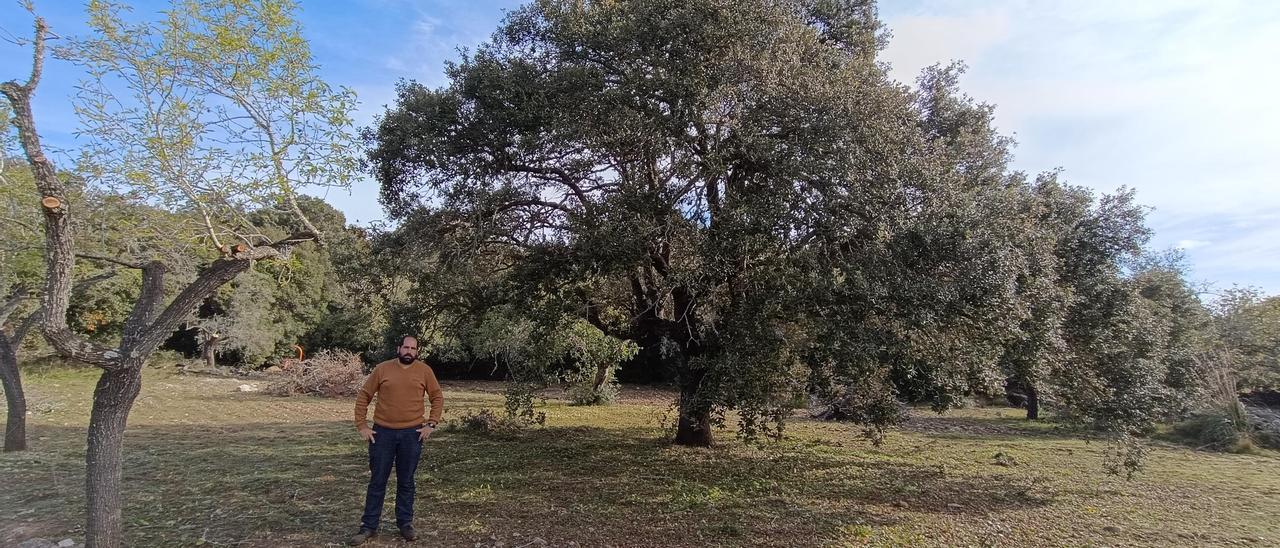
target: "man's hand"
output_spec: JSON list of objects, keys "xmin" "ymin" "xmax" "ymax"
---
[
  {"xmin": 417, "ymin": 423, "xmax": 436, "ymax": 442},
  {"xmin": 359, "ymin": 427, "xmax": 376, "ymax": 444}
]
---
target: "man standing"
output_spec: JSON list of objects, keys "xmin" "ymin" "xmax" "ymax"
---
[{"xmin": 350, "ymin": 335, "xmax": 444, "ymax": 544}]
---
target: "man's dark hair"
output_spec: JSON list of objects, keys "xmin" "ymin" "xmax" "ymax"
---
[{"xmin": 397, "ymin": 334, "xmax": 419, "ymax": 347}]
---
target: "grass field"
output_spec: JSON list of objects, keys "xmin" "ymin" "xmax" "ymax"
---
[{"xmin": 2, "ymin": 364, "xmax": 1278, "ymax": 547}]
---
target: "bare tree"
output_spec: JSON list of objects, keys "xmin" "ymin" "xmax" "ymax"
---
[{"xmin": 1, "ymin": 2, "xmax": 356, "ymax": 545}]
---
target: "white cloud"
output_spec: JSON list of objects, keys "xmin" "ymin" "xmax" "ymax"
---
[
  {"xmin": 1175, "ymin": 239, "xmax": 1211, "ymax": 250},
  {"xmin": 414, "ymin": 15, "xmax": 442, "ymax": 36},
  {"xmin": 880, "ymin": 12, "xmax": 1011, "ymax": 83},
  {"xmin": 880, "ymin": 1, "xmax": 1280, "ymax": 292},
  {"xmin": 379, "ymin": 4, "xmax": 520, "ymax": 83}
]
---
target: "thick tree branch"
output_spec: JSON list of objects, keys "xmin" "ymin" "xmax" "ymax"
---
[
  {"xmin": 506, "ymin": 162, "xmax": 593, "ymax": 209},
  {"xmin": 128, "ymin": 260, "xmax": 246, "ymax": 360},
  {"xmin": 1, "ymin": 18, "xmax": 117, "ymax": 368},
  {"xmin": 121, "ymin": 261, "xmax": 165, "ymax": 347},
  {"xmin": 128, "ymin": 232, "xmax": 314, "ymax": 360},
  {"xmin": 495, "ymin": 199, "xmax": 575, "ymax": 217},
  {"xmin": 41, "ymin": 326, "xmax": 125, "ymax": 368}
]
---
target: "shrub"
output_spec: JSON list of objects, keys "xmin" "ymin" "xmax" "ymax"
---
[
  {"xmin": 265, "ymin": 349, "xmax": 365, "ymax": 397},
  {"xmin": 1172, "ymin": 351, "xmax": 1260, "ymax": 452},
  {"xmin": 1103, "ymin": 433, "xmax": 1150, "ymax": 479},
  {"xmin": 1173, "ymin": 411, "xmax": 1253, "ymax": 452},
  {"xmin": 567, "ymin": 376, "xmax": 620, "ymax": 406},
  {"xmin": 810, "ymin": 377, "xmax": 908, "ymax": 446},
  {"xmin": 445, "ymin": 408, "xmax": 544, "ymax": 435}
]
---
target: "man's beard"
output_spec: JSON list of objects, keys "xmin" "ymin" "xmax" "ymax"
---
[{"xmin": 398, "ymin": 354, "xmax": 415, "ymax": 364}]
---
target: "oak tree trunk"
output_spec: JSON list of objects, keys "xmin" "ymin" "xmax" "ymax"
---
[
  {"xmin": 674, "ymin": 368, "xmax": 713, "ymax": 447},
  {"xmin": 591, "ymin": 362, "xmax": 610, "ymax": 393},
  {"xmin": 1026, "ymin": 384, "xmax": 1040, "ymax": 421}
]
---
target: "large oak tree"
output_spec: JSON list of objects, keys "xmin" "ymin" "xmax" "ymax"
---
[
  {"xmin": 367, "ymin": 0, "xmax": 1026, "ymax": 445},
  {"xmin": 366, "ymin": 0, "xmax": 1199, "ymax": 456}
]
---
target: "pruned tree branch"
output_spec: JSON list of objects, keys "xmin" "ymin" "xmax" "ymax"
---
[
  {"xmin": 128, "ymin": 231, "xmax": 315, "ymax": 361},
  {"xmin": 121, "ymin": 261, "xmax": 164, "ymax": 347},
  {"xmin": 0, "ymin": 16, "xmax": 114, "ymax": 368}
]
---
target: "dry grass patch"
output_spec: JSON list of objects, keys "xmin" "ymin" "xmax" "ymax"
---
[{"xmin": 2, "ymin": 366, "xmax": 1278, "ymax": 547}]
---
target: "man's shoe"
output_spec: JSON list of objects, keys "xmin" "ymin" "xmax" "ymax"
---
[
  {"xmin": 349, "ymin": 527, "xmax": 376, "ymax": 545},
  {"xmin": 400, "ymin": 525, "xmax": 417, "ymax": 541}
]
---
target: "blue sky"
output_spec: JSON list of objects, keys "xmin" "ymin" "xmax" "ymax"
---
[{"xmin": 2, "ymin": 1, "xmax": 1278, "ymax": 294}]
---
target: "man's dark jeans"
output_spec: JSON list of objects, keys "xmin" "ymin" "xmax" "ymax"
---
[{"xmin": 360, "ymin": 424, "xmax": 423, "ymax": 530}]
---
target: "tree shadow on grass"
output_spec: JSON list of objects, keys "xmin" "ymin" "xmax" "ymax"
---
[
  {"xmin": 1, "ymin": 420, "xmax": 1055, "ymax": 547},
  {"xmin": 894, "ymin": 412, "xmax": 1090, "ymax": 441}
]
